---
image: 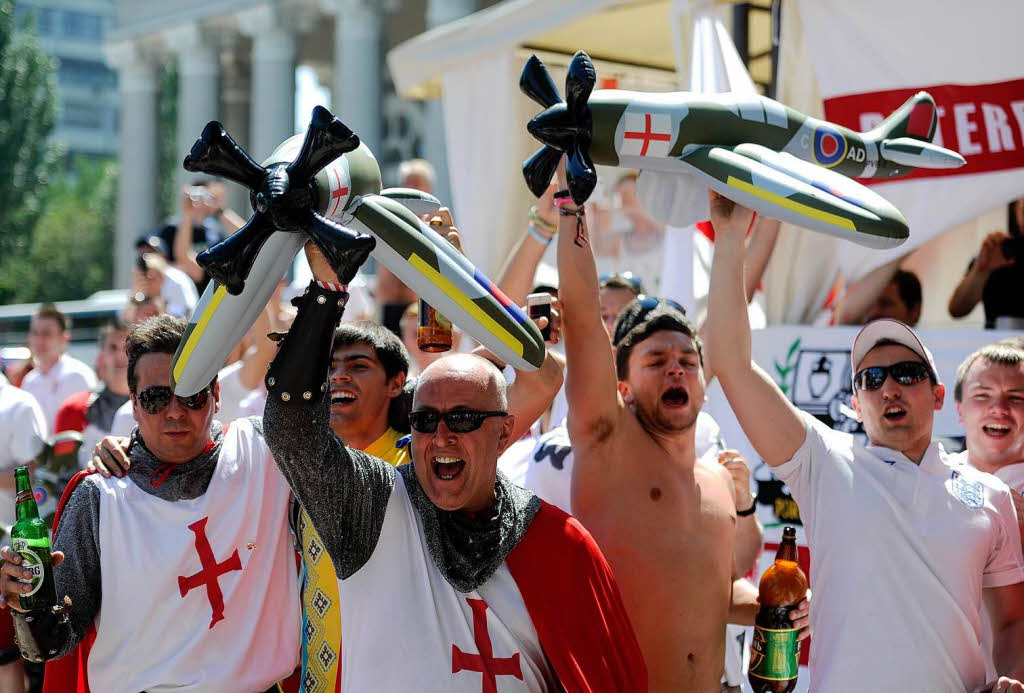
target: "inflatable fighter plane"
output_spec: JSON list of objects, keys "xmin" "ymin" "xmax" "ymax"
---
[
  {"xmin": 521, "ymin": 51, "xmax": 965, "ymax": 249},
  {"xmin": 170, "ymin": 107, "xmax": 544, "ymax": 396}
]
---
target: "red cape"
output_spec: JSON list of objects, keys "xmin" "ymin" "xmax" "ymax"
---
[{"xmin": 506, "ymin": 500, "xmax": 648, "ymax": 692}]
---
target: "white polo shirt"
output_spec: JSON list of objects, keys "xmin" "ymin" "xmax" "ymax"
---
[
  {"xmin": 0, "ymin": 374, "xmax": 47, "ymax": 526},
  {"xmin": 775, "ymin": 413, "xmax": 1024, "ymax": 693},
  {"xmin": 21, "ymin": 354, "xmax": 96, "ymax": 431}
]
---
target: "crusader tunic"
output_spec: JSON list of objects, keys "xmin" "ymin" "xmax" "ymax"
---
[
  {"xmin": 43, "ymin": 420, "xmax": 300, "ymax": 693},
  {"xmin": 264, "ymin": 390, "xmax": 647, "ymax": 693}
]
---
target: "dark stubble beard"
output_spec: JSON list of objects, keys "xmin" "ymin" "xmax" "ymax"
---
[{"xmin": 635, "ymin": 398, "xmax": 700, "ymax": 435}]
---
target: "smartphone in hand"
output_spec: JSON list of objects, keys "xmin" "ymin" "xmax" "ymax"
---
[{"xmin": 527, "ymin": 292, "xmax": 553, "ymax": 342}]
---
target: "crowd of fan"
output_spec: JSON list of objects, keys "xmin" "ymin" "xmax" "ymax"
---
[{"xmin": 0, "ymin": 159, "xmax": 1021, "ymax": 693}]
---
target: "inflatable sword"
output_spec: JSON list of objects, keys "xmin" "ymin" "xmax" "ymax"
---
[
  {"xmin": 171, "ymin": 106, "xmax": 544, "ymax": 396},
  {"xmin": 521, "ymin": 51, "xmax": 966, "ymax": 249}
]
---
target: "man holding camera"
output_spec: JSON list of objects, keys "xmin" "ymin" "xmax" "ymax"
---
[{"xmin": 949, "ymin": 200, "xmax": 1024, "ymax": 328}]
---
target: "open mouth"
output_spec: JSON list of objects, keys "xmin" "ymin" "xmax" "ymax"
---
[
  {"xmin": 982, "ymin": 423, "xmax": 1011, "ymax": 438},
  {"xmin": 330, "ymin": 389, "xmax": 357, "ymax": 407},
  {"xmin": 882, "ymin": 404, "xmax": 907, "ymax": 421},
  {"xmin": 661, "ymin": 387, "xmax": 689, "ymax": 407},
  {"xmin": 432, "ymin": 455, "xmax": 466, "ymax": 482}
]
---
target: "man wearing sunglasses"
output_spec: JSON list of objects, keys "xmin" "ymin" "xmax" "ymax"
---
[
  {"xmin": 261, "ymin": 242, "xmax": 646, "ymax": 691},
  {"xmin": 0, "ymin": 315, "xmax": 300, "ymax": 692},
  {"xmin": 705, "ymin": 189, "xmax": 1024, "ymax": 693}
]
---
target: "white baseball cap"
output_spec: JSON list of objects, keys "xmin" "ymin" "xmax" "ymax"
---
[{"xmin": 850, "ymin": 318, "xmax": 938, "ymax": 383}]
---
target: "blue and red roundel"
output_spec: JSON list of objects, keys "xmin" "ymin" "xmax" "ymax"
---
[
  {"xmin": 813, "ymin": 126, "xmax": 847, "ymax": 168},
  {"xmin": 33, "ymin": 487, "xmax": 47, "ymax": 505}
]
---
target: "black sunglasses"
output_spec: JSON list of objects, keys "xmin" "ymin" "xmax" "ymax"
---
[
  {"xmin": 136, "ymin": 385, "xmax": 212, "ymax": 415},
  {"xmin": 408, "ymin": 409, "xmax": 508, "ymax": 434},
  {"xmin": 853, "ymin": 361, "xmax": 934, "ymax": 391}
]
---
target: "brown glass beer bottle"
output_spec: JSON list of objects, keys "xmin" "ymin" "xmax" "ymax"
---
[
  {"xmin": 749, "ymin": 526, "xmax": 808, "ymax": 693},
  {"xmin": 416, "ymin": 214, "xmax": 454, "ymax": 353}
]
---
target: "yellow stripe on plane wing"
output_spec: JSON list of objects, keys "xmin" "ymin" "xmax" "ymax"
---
[
  {"xmin": 172, "ymin": 284, "xmax": 229, "ymax": 383},
  {"xmin": 726, "ymin": 175, "xmax": 857, "ymax": 231},
  {"xmin": 408, "ymin": 254, "xmax": 524, "ymax": 357}
]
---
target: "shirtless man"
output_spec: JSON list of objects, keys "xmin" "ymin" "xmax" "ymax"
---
[{"xmin": 553, "ymin": 159, "xmax": 805, "ymax": 691}]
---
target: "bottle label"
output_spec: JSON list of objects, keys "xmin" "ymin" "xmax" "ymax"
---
[
  {"xmin": 12, "ymin": 539, "xmax": 45, "ymax": 597},
  {"xmin": 750, "ymin": 623, "xmax": 800, "ymax": 681}
]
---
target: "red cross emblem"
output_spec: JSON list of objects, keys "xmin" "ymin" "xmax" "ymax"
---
[
  {"xmin": 328, "ymin": 168, "xmax": 350, "ymax": 217},
  {"xmin": 177, "ymin": 517, "xmax": 242, "ymax": 629},
  {"xmin": 451, "ymin": 598, "xmax": 523, "ymax": 693},
  {"xmin": 623, "ymin": 112, "xmax": 672, "ymax": 156}
]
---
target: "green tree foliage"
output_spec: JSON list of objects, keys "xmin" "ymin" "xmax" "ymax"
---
[
  {"xmin": 0, "ymin": 157, "xmax": 118, "ymax": 303},
  {"xmin": 158, "ymin": 66, "xmax": 179, "ymax": 218},
  {"xmin": 0, "ymin": 0, "xmax": 59, "ymax": 261}
]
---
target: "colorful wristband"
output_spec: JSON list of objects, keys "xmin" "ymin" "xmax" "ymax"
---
[{"xmin": 527, "ymin": 222, "xmax": 554, "ymax": 246}]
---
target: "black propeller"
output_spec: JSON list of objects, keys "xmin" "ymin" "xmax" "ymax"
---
[
  {"xmin": 183, "ymin": 105, "xmax": 374, "ymax": 294},
  {"xmin": 520, "ymin": 50, "xmax": 597, "ymax": 206}
]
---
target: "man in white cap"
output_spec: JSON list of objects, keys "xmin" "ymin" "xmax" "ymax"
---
[{"xmin": 704, "ymin": 191, "xmax": 1024, "ymax": 693}]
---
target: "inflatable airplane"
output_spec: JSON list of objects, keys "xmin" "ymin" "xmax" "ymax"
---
[
  {"xmin": 171, "ymin": 106, "xmax": 544, "ymax": 396},
  {"xmin": 521, "ymin": 51, "xmax": 965, "ymax": 249}
]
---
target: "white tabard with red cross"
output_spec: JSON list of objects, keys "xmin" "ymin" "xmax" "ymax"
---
[
  {"xmin": 87, "ymin": 419, "xmax": 300, "ymax": 693},
  {"xmin": 336, "ymin": 472, "xmax": 559, "ymax": 692}
]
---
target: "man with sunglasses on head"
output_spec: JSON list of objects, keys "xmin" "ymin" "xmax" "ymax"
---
[
  {"xmin": 705, "ymin": 190, "xmax": 1024, "ymax": 693},
  {"xmin": 552, "ymin": 160, "xmax": 801, "ymax": 693},
  {"xmin": 0, "ymin": 315, "xmax": 300, "ymax": 692},
  {"xmin": 260, "ymin": 241, "xmax": 645, "ymax": 691}
]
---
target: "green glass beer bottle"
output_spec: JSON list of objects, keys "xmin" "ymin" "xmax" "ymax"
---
[
  {"xmin": 749, "ymin": 526, "xmax": 808, "ymax": 693},
  {"xmin": 11, "ymin": 467, "xmax": 58, "ymax": 611}
]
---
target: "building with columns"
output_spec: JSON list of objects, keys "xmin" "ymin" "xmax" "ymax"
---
[{"xmin": 106, "ymin": 0, "xmax": 481, "ymax": 288}]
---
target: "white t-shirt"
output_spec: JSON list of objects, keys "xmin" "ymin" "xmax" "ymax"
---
[
  {"xmin": 160, "ymin": 264, "xmax": 200, "ymax": 318},
  {"xmin": 0, "ymin": 375, "xmax": 47, "ymax": 526},
  {"xmin": 957, "ymin": 451, "xmax": 1024, "ymax": 681},
  {"xmin": 21, "ymin": 354, "xmax": 96, "ymax": 431},
  {"xmin": 775, "ymin": 413, "xmax": 1024, "ymax": 693},
  {"xmin": 110, "ymin": 399, "xmax": 134, "ymax": 438}
]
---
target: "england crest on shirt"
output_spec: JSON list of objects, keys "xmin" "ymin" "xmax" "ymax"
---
[{"xmin": 949, "ymin": 470, "xmax": 984, "ymax": 509}]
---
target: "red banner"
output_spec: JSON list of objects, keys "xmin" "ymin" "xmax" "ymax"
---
[{"xmin": 824, "ymin": 78, "xmax": 1024, "ymax": 182}]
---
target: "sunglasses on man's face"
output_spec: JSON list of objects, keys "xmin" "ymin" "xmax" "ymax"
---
[
  {"xmin": 408, "ymin": 409, "xmax": 508, "ymax": 434},
  {"xmin": 136, "ymin": 385, "xmax": 211, "ymax": 415},
  {"xmin": 853, "ymin": 361, "xmax": 933, "ymax": 391}
]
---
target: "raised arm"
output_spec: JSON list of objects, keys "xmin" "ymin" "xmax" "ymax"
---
[
  {"xmin": 744, "ymin": 216, "xmax": 781, "ymax": 304},
  {"xmin": 835, "ymin": 257, "xmax": 901, "ymax": 325},
  {"xmin": 554, "ymin": 159, "xmax": 622, "ymax": 443},
  {"xmin": 496, "ymin": 183, "xmax": 557, "ymax": 306},
  {"xmin": 704, "ymin": 192, "xmax": 805, "ymax": 466},
  {"xmin": 262, "ymin": 245, "xmax": 394, "ymax": 578},
  {"xmin": 949, "ymin": 231, "xmax": 1013, "ymax": 319}
]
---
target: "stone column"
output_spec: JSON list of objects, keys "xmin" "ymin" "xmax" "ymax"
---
[
  {"xmin": 422, "ymin": 0, "xmax": 475, "ymax": 204},
  {"xmin": 105, "ymin": 39, "xmax": 159, "ymax": 289},
  {"xmin": 220, "ymin": 34, "xmax": 253, "ymax": 216},
  {"xmin": 238, "ymin": 5, "xmax": 299, "ymax": 161},
  {"xmin": 322, "ymin": 0, "xmax": 382, "ymax": 156},
  {"xmin": 165, "ymin": 22, "xmax": 221, "ymax": 189}
]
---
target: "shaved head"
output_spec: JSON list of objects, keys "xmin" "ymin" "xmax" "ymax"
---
[{"xmin": 414, "ymin": 354, "xmax": 508, "ymax": 411}]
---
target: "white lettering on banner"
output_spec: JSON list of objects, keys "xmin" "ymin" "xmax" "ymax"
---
[
  {"xmin": 954, "ymin": 103, "xmax": 983, "ymax": 155},
  {"xmin": 823, "ymin": 78, "xmax": 1024, "ymax": 181},
  {"xmin": 982, "ymin": 103, "xmax": 1016, "ymax": 152},
  {"xmin": 1011, "ymin": 101, "xmax": 1024, "ymax": 144}
]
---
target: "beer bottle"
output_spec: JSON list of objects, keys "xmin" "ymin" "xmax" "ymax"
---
[
  {"xmin": 11, "ymin": 467, "xmax": 58, "ymax": 611},
  {"xmin": 416, "ymin": 214, "xmax": 454, "ymax": 353},
  {"xmin": 749, "ymin": 526, "xmax": 808, "ymax": 693}
]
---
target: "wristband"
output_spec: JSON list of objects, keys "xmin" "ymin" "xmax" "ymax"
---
[
  {"xmin": 527, "ymin": 223, "xmax": 554, "ymax": 246},
  {"xmin": 529, "ymin": 205, "xmax": 557, "ymax": 233},
  {"xmin": 736, "ymin": 498, "xmax": 757, "ymax": 516}
]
